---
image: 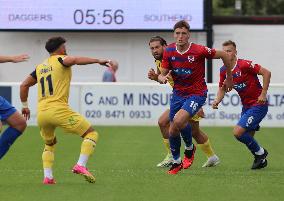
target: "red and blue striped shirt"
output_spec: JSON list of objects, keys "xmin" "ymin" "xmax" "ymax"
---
[
  {"xmin": 219, "ymin": 59, "xmax": 264, "ymax": 108},
  {"xmin": 162, "ymin": 42, "xmax": 216, "ymax": 97}
]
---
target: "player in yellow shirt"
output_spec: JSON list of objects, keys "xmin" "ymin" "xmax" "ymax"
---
[
  {"xmin": 20, "ymin": 36, "xmax": 113, "ymax": 184},
  {"xmin": 148, "ymin": 36, "xmax": 220, "ymax": 168}
]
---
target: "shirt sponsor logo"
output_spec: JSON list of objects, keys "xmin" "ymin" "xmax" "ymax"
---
[
  {"xmin": 173, "ymin": 68, "xmax": 192, "ymax": 75},
  {"xmin": 233, "ymin": 82, "xmax": 246, "ymax": 91}
]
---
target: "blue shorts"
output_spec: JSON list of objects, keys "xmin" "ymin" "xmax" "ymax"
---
[
  {"xmin": 237, "ymin": 105, "xmax": 268, "ymax": 132},
  {"xmin": 0, "ymin": 96, "xmax": 17, "ymax": 121},
  {"xmin": 169, "ymin": 93, "xmax": 206, "ymax": 121}
]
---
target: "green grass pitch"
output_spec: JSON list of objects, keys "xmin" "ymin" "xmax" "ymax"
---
[{"xmin": 0, "ymin": 126, "xmax": 283, "ymax": 201}]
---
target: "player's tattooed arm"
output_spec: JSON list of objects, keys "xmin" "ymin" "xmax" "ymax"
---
[
  {"xmin": 212, "ymin": 86, "xmax": 226, "ymax": 109},
  {"xmin": 20, "ymin": 75, "xmax": 37, "ymax": 120},
  {"xmin": 213, "ymin": 50, "xmax": 234, "ymax": 92},
  {"xmin": 257, "ymin": 66, "xmax": 271, "ymax": 104}
]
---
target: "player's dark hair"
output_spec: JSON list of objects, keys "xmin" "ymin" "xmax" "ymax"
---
[
  {"xmin": 149, "ymin": 36, "xmax": 167, "ymax": 46},
  {"xmin": 45, "ymin": 36, "xmax": 66, "ymax": 53},
  {"xmin": 222, "ymin": 40, "xmax": 236, "ymax": 49},
  {"xmin": 173, "ymin": 20, "xmax": 190, "ymax": 31}
]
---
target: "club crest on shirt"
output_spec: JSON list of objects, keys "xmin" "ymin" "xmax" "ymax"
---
[
  {"xmin": 171, "ymin": 56, "xmax": 175, "ymax": 60},
  {"xmin": 249, "ymin": 63, "xmax": 255, "ymax": 68},
  {"xmin": 205, "ymin": 47, "xmax": 212, "ymax": 54},
  {"xmin": 233, "ymin": 71, "xmax": 242, "ymax": 78},
  {"xmin": 188, "ymin": 55, "xmax": 195, "ymax": 63}
]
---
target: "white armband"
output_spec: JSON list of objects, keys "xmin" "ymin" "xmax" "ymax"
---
[{"xmin": 22, "ymin": 101, "xmax": 28, "ymax": 109}]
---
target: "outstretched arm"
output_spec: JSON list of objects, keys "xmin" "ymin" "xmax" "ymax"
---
[
  {"xmin": 20, "ymin": 75, "xmax": 37, "ymax": 120},
  {"xmin": 257, "ymin": 66, "xmax": 271, "ymax": 104},
  {"xmin": 62, "ymin": 56, "xmax": 111, "ymax": 67},
  {"xmin": 214, "ymin": 50, "xmax": 234, "ymax": 92},
  {"xmin": 0, "ymin": 54, "xmax": 29, "ymax": 63}
]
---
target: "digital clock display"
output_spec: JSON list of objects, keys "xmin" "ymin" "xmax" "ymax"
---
[{"xmin": 0, "ymin": 0, "xmax": 204, "ymax": 30}]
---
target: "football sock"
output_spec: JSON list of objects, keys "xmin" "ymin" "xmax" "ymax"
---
[
  {"xmin": 42, "ymin": 144, "xmax": 55, "ymax": 179},
  {"xmin": 162, "ymin": 138, "xmax": 171, "ymax": 155},
  {"xmin": 255, "ymin": 147, "xmax": 264, "ymax": 155},
  {"xmin": 44, "ymin": 168, "xmax": 53, "ymax": 179},
  {"xmin": 77, "ymin": 131, "xmax": 98, "ymax": 167},
  {"xmin": 173, "ymin": 157, "xmax": 181, "ymax": 164},
  {"xmin": 180, "ymin": 124, "xmax": 193, "ymax": 149},
  {"xmin": 198, "ymin": 139, "xmax": 215, "ymax": 158},
  {"xmin": 235, "ymin": 132, "xmax": 260, "ymax": 154},
  {"xmin": 0, "ymin": 127, "xmax": 22, "ymax": 159},
  {"xmin": 169, "ymin": 135, "xmax": 181, "ymax": 162}
]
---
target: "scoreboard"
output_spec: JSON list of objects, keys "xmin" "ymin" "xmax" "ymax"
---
[{"xmin": 0, "ymin": 0, "xmax": 205, "ymax": 30}]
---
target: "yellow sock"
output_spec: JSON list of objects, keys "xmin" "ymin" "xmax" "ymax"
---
[
  {"xmin": 198, "ymin": 139, "xmax": 215, "ymax": 158},
  {"xmin": 163, "ymin": 138, "xmax": 171, "ymax": 155},
  {"xmin": 42, "ymin": 145, "xmax": 55, "ymax": 169},
  {"xmin": 80, "ymin": 131, "xmax": 99, "ymax": 156},
  {"xmin": 78, "ymin": 131, "xmax": 99, "ymax": 167}
]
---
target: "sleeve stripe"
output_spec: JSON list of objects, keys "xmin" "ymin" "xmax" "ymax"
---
[
  {"xmin": 30, "ymin": 70, "xmax": 37, "ymax": 80},
  {"xmin": 58, "ymin": 57, "xmax": 70, "ymax": 67}
]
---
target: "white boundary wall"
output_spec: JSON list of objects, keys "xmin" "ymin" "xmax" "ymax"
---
[
  {"xmin": 2, "ymin": 82, "xmax": 283, "ymax": 127},
  {"xmin": 0, "ymin": 25, "xmax": 284, "ymax": 83}
]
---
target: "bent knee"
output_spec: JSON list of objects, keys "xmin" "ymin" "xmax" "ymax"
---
[
  {"xmin": 82, "ymin": 126, "xmax": 94, "ymax": 137},
  {"xmin": 158, "ymin": 117, "xmax": 169, "ymax": 128},
  {"xmin": 233, "ymin": 126, "xmax": 245, "ymax": 137},
  {"xmin": 45, "ymin": 137, "xmax": 57, "ymax": 146},
  {"xmin": 172, "ymin": 119, "xmax": 186, "ymax": 131},
  {"xmin": 191, "ymin": 129, "xmax": 199, "ymax": 138},
  {"xmin": 14, "ymin": 118, "xmax": 27, "ymax": 132},
  {"xmin": 84, "ymin": 131, "xmax": 99, "ymax": 143}
]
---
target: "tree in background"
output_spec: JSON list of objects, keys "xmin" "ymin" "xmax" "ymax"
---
[{"xmin": 213, "ymin": 0, "xmax": 284, "ymax": 16}]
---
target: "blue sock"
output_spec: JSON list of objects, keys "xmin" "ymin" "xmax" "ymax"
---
[
  {"xmin": 169, "ymin": 135, "xmax": 181, "ymax": 162},
  {"xmin": 235, "ymin": 132, "xmax": 260, "ymax": 154},
  {"xmin": 0, "ymin": 127, "xmax": 22, "ymax": 159},
  {"xmin": 180, "ymin": 124, "xmax": 193, "ymax": 148}
]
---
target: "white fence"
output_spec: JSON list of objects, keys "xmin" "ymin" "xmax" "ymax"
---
[
  {"xmin": 2, "ymin": 82, "xmax": 284, "ymax": 127},
  {"xmin": 1, "ymin": 25, "xmax": 284, "ymax": 83}
]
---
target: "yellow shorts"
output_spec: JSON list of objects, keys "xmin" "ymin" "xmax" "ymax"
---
[{"xmin": 37, "ymin": 106, "xmax": 91, "ymax": 144}]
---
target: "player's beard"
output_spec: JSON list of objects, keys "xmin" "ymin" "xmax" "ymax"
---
[{"xmin": 154, "ymin": 54, "xmax": 162, "ymax": 60}]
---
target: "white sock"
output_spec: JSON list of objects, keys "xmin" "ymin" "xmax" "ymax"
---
[
  {"xmin": 255, "ymin": 147, "xmax": 264, "ymax": 155},
  {"xmin": 185, "ymin": 144, "xmax": 193, "ymax": 150},
  {"xmin": 44, "ymin": 168, "xmax": 53, "ymax": 179},
  {"xmin": 173, "ymin": 157, "xmax": 181, "ymax": 164},
  {"xmin": 77, "ymin": 154, "xmax": 89, "ymax": 167},
  {"xmin": 208, "ymin": 155, "xmax": 218, "ymax": 160}
]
